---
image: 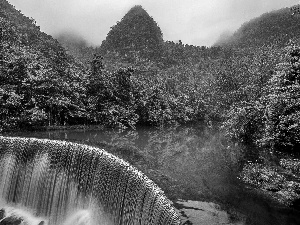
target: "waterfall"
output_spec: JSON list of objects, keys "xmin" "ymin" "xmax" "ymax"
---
[{"xmin": 0, "ymin": 136, "xmax": 180, "ymax": 225}]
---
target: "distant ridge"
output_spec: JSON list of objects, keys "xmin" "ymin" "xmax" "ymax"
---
[
  {"xmin": 100, "ymin": 5, "xmax": 164, "ymax": 60},
  {"xmin": 214, "ymin": 7, "xmax": 300, "ymax": 47}
]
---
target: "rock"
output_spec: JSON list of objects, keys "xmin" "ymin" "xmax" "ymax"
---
[
  {"xmin": 175, "ymin": 200, "xmax": 245, "ymax": 225},
  {"xmin": 0, "ymin": 209, "xmax": 5, "ymax": 220},
  {"xmin": 0, "ymin": 209, "xmax": 23, "ymax": 225},
  {"xmin": 0, "ymin": 217, "xmax": 22, "ymax": 225},
  {"xmin": 0, "ymin": 207, "xmax": 46, "ymax": 225},
  {"xmin": 0, "ymin": 208, "xmax": 23, "ymax": 225}
]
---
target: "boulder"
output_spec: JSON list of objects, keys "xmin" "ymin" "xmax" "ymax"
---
[{"xmin": 0, "ymin": 207, "xmax": 46, "ymax": 225}]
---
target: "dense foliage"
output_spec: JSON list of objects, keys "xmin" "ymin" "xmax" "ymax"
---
[
  {"xmin": 261, "ymin": 43, "xmax": 300, "ymax": 152},
  {"xmin": 215, "ymin": 8, "xmax": 300, "ymax": 48},
  {"xmin": 1, "ymin": 0, "xmax": 300, "ymax": 155},
  {"xmin": 223, "ymin": 43, "xmax": 300, "ymax": 153},
  {"xmin": 0, "ymin": 0, "xmax": 88, "ymax": 130}
]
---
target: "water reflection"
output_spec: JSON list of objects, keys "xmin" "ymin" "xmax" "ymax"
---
[
  {"xmin": 13, "ymin": 127, "xmax": 241, "ymax": 194},
  {"xmin": 11, "ymin": 128, "xmax": 240, "ymax": 207}
]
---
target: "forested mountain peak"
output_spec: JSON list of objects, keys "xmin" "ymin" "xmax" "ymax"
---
[
  {"xmin": 125, "ymin": 5, "xmax": 148, "ymax": 17},
  {"xmin": 99, "ymin": 5, "xmax": 164, "ymax": 61},
  {"xmin": 214, "ymin": 6, "xmax": 300, "ymax": 47}
]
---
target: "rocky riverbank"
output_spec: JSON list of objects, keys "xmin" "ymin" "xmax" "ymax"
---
[{"xmin": 240, "ymin": 155, "xmax": 300, "ymax": 210}]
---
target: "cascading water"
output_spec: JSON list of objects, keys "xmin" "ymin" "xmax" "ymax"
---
[{"xmin": 0, "ymin": 136, "xmax": 180, "ymax": 225}]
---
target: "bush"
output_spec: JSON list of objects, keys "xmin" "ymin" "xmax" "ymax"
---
[{"xmin": 222, "ymin": 101, "xmax": 264, "ymax": 144}]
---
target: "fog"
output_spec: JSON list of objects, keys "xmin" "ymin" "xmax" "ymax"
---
[{"xmin": 8, "ymin": 0, "xmax": 300, "ymax": 46}]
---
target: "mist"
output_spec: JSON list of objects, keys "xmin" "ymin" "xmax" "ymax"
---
[
  {"xmin": 55, "ymin": 31, "xmax": 89, "ymax": 48},
  {"xmin": 7, "ymin": 0, "xmax": 300, "ymax": 46}
]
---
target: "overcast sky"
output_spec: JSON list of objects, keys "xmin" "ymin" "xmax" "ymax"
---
[{"xmin": 7, "ymin": 0, "xmax": 300, "ymax": 47}]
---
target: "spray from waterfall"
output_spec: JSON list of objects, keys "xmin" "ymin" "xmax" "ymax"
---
[{"xmin": 0, "ymin": 136, "xmax": 181, "ymax": 225}]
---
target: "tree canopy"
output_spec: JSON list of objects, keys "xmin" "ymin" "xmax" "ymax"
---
[{"xmin": 1, "ymin": 0, "xmax": 300, "ymax": 155}]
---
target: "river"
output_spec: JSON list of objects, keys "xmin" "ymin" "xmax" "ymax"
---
[{"xmin": 7, "ymin": 125, "xmax": 300, "ymax": 225}]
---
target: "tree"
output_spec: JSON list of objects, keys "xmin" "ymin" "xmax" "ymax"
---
[
  {"xmin": 260, "ymin": 42, "xmax": 300, "ymax": 152},
  {"xmin": 86, "ymin": 55, "xmax": 138, "ymax": 129}
]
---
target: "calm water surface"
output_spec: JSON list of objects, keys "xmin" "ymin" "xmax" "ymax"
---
[{"xmin": 10, "ymin": 125, "xmax": 300, "ymax": 225}]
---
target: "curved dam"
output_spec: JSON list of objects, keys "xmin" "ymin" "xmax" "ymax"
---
[{"xmin": 0, "ymin": 136, "xmax": 181, "ymax": 225}]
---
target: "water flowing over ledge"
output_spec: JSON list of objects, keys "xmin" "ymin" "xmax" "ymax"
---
[{"xmin": 0, "ymin": 136, "xmax": 181, "ymax": 225}]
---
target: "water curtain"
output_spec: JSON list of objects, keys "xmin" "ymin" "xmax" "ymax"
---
[{"xmin": 0, "ymin": 136, "xmax": 180, "ymax": 225}]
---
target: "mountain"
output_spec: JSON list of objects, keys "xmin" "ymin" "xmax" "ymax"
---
[
  {"xmin": 214, "ymin": 7, "xmax": 300, "ymax": 47},
  {"xmin": 99, "ymin": 5, "xmax": 164, "ymax": 61}
]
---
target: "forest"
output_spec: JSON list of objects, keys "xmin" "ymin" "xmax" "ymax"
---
[
  {"xmin": 1, "ymin": 2, "xmax": 300, "ymax": 156},
  {"xmin": 1, "ymin": 0, "xmax": 300, "ymax": 222}
]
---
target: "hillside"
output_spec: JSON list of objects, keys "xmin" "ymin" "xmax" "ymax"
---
[
  {"xmin": 0, "ymin": 0, "xmax": 62, "ymax": 56},
  {"xmin": 215, "ymin": 7, "xmax": 300, "ymax": 47},
  {"xmin": 0, "ymin": 0, "xmax": 88, "ymax": 130}
]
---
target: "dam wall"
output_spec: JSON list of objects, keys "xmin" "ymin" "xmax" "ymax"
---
[{"xmin": 0, "ymin": 136, "xmax": 181, "ymax": 225}]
